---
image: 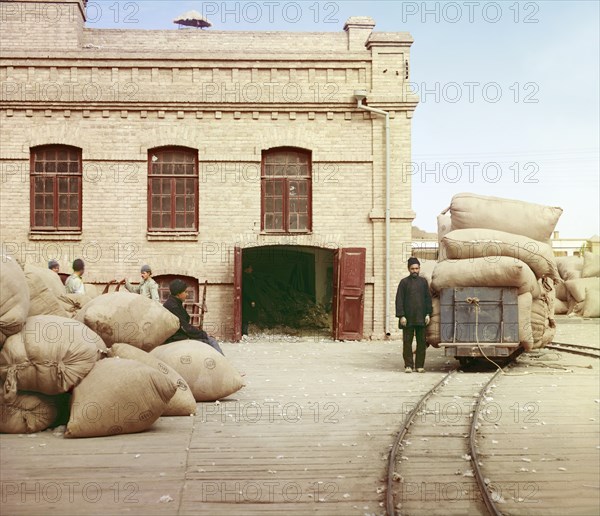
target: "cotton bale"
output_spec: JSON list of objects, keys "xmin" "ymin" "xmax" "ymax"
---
[
  {"xmin": 0, "ymin": 392, "xmax": 58, "ymax": 434},
  {"xmin": 24, "ymin": 265, "xmax": 69, "ymax": 318},
  {"xmin": 581, "ymin": 252, "xmax": 600, "ymax": 278},
  {"xmin": 0, "ymin": 315, "xmax": 106, "ymax": 403},
  {"xmin": 437, "ymin": 213, "xmax": 452, "ymax": 261},
  {"xmin": 582, "ymin": 287, "xmax": 600, "ymax": 318},
  {"xmin": 556, "ymin": 256, "xmax": 583, "ymax": 281},
  {"xmin": 449, "ymin": 193, "xmax": 562, "ymax": 242},
  {"xmin": 151, "ymin": 340, "xmax": 244, "ymax": 402},
  {"xmin": 65, "ymin": 358, "xmax": 176, "ymax": 438},
  {"xmin": 0, "ymin": 255, "xmax": 30, "ymax": 343},
  {"xmin": 518, "ymin": 293, "xmax": 534, "ymax": 351},
  {"xmin": 431, "ymin": 256, "xmax": 541, "ymax": 298},
  {"xmin": 564, "ymin": 278, "xmax": 600, "ymax": 303},
  {"xmin": 75, "ymin": 292, "xmax": 179, "ymax": 351},
  {"xmin": 442, "ymin": 229, "xmax": 559, "ymax": 280},
  {"xmin": 425, "ymin": 297, "xmax": 440, "ymax": 348},
  {"xmin": 109, "ymin": 343, "xmax": 196, "ymax": 416}
]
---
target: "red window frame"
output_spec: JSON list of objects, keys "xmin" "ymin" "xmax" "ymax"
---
[
  {"xmin": 30, "ymin": 145, "xmax": 82, "ymax": 231},
  {"xmin": 148, "ymin": 147, "xmax": 198, "ymax": 232},
  {"xmin": 261, "ymin": 147, "xmax": 312, "ymax": 233}
]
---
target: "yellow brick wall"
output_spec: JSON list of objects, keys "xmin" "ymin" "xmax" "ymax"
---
[{"xmin": 0, "ymin": 6, "xmax": 417, "ymax": 340}]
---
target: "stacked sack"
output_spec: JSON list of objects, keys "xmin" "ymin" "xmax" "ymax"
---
[
  {"xmin": 428, "ymin": 193, "xmax": 563, "ymax": 352},
  {"xmin": 0, "ymin": 313, "xmax": 107, "ymax": 434},
  {"xmin": 74, "ymin": 291, "xmax": 245, "ymax": 401},
  {"xmin": 0, "ymin": 261, "xmax": 181, "ymax": 437},
  {"xmin": 1, "ymin": 259, "xmax": 246, "ymax": 437},
  {"xmin": 23, "ymin": 264, "xmax": 99, "ymax": 319},
  {"xmin": 556, "ymin": 252, "xmax": 600, "ymax": 318},
  {"xmin": 0, "ymin": 255, "xmax": 29, "ymax": 346},
  {"xmin": 0, "ymin": 258, "xmax": 111, "ymax": 435}
]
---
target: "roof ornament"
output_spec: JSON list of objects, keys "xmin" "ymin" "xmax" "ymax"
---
[{"xmin": 173, "ymin": 10, "xmax": 212, "ymax": 29}]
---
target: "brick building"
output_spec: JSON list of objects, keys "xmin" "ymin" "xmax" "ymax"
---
[{"xmin": 0, "ymin": 0, "xmax": 418, "ymax": 341}]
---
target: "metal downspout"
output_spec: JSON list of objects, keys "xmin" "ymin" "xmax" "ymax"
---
[{"xmin": 356, "ymin": 98, "xmax": 392, "ymax": 336}]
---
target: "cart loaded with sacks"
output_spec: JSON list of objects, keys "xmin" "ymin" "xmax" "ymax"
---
[{"xmin": 440, "ymin": 286, "xmax": 521, "ymax": 367}]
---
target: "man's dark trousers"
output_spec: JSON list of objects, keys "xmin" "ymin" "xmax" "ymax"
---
[{"xmin": 402, "ymin": 325, "xmax": 426, "ymax": 369}]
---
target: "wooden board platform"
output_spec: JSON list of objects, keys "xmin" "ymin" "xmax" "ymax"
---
[{"xmin": 1, "ymin": 317, "xmax": 598, "ymax": 516}]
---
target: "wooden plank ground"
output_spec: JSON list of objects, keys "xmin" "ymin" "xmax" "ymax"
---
[
  {"xmin": 477, "ymin": 316, "xmax": 600, "ymax": 516},
  {"xmin": 0, "ymin": 340, "xmax": 452, "ymax": 516},
  {"xmin": 1, "ymin": 316, "xmax": 597, "ymax": 516}
]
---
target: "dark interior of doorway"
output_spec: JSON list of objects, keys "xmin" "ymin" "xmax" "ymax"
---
[{"xmin": 242, "ymin": 246, "xmax": 333, "ymax": 336}]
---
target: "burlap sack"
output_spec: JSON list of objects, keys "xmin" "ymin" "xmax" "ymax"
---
[
  {"xmin": 83, "ymin": 284, "xmax": 100, "ymax": 299},
  {"xmin": 541, "ymin": 320, "xmax": 556, "ymax": 348},
  {"xmin": 531, "ymin": 297, "xmax": 551, "ymax": 349},
  {"xmin": 442, "ymin": 229, "xmax": 559, "ymax": 280},
  {"xmin": 556, "ymin": 256, "xmax": 583, "ymax": 281},
  {"xmin": 425, "ymin": 296, "xmax": 440, "ymax": 347},
  {"xmin": 58, "ymin": 293, "xmax": 93, "ymax": 317},
  {"xmin": 0, "ymin": 392, "xmax": 58, "ymax": 434},
  {"xmin": 437, "ymin": 213, "xmax": 452, "ymax": 261},
  {"xmin": 24, "ymin": 265, "xmax": 69, "ymax": 318},
  {"xmin": 151, "ymin": 340, "xmax": 244, "ymax": 402},
  {"xmin": 75, "ymin": 292, "xmax": 179, "ymax": 351},
  {"xmin": 582, "ymin": 252, "xmax": 600, "ymax": 278},
  {"xmin": 542, "ymin": 278, "xmax": 556, "ymax": 319},
  {"xmin": 65, "ymin": 358, "xmax": 176, "ymax": 438},
  {"xmin": 418, "ymin": 260, "xmax": 436, "ymax": 286},
  {"xmin": 555, "ymin": 282, "xmax": 568, "ymax": 302},
  {"xmin": 25, "ymin": 264, "xmax": 65, "ymax": 297},
  {"xmin": 0, "ymin": 315, "xmax": 106, "ymax": 403},
  {"xmin": 582, "ymin": 287, "xmax": 600, "ymax": 318},
  {"xmin": 564, "ymin": 278, "xmax": 600, "ymax": 303},
  {"xmin": 431, "ymin": 257, "xmax": 541, "ymax": 298},
  {"xmin": 571, "ymin": 301, "xmax": 585, "ymax": 316},
  {"xmin": 518, "ymin": 293, "xmax": 534, "ymax": 352},
  {"xmin": 109, "ymin": 343, "xmax": 196, "ymax": 416},
  {"xmin": 0, "ymin": 255, "xmax": 30, "ymax": 343},
  {"xmin": 449, "ymin": 193, "xmax": 562, "ymax": 242},
  {"xmin": 554, "ymin": 298, "xmax": 568, "ymax": 315}
]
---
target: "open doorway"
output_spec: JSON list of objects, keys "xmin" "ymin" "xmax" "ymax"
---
[
  {"xmin": 233, "ymin": 246, "xmax": 366, "ymax": 341},
  {"xmin": 239, "ymin": 246, "xmax": 334, "ymax": 337}
]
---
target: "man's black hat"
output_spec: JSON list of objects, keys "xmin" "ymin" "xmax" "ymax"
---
[
  {"xmin": 169, "ymin": 279, "xmax": 188, "ymax": 296},
  {"xmin": 407, "ymin": 257, "xmax": 420, "ymax": 267}
]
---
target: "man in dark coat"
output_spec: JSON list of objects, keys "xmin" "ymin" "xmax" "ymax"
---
[
  {"xmin": 163, "ymin": 279, "xmax": 224, "ymax": 355},
  {"xmin": 395, "ymin": 257, "xmax": 433, "ymax": 373}
]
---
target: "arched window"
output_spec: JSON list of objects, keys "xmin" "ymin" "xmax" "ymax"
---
[
  {"xmin": 148, "ymin": 147, "xmax": 198, "ymax": 231},
  {"xmin": 261, "ymin": 147, "xmax": 312, "ymax": 233},
  {"xmin": 30, "ymin": 145, "xmax": 82, "ymax": 231}
]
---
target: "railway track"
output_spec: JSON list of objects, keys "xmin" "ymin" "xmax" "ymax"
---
[
  {"xmin": 545, "ymin": 342, "xmax": 600, "ymax": 359},
  {"xmin": 386, "ymin": 367, "xmax": 505, "ymax": 515}
]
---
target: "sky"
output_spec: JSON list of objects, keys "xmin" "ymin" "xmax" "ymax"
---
[{"xmin": 87, "ymin": 0, "xmax": 600, "ymax": 239}]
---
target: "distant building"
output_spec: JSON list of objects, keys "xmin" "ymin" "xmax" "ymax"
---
[{"xmin": 550, "ymin": 232, "xmax": 596, "ymax": 257}]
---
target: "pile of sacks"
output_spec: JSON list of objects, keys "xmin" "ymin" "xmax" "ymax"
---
[
  {"xmin": 555, "ymin": 252, "xmax": 600, "ymax": 317},
  {"xmin": 0, "ymin": 256, "xmax": 244, "ymax": 437},
  {"xmin": 427, "ymin": 193, "xmax": 564, "ymax": 352}
]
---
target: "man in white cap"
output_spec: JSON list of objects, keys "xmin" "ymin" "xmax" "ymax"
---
[
  {"xmin": 48, "ymin": 259, "xmax": 60, "ymax": 274},
  {"xmin": 395, "ymin": 257, "xmax": 432, "ymax": 373},
  {"xmin": 124, "ymin": 265, "xmax": 159, "ymax": 302}
]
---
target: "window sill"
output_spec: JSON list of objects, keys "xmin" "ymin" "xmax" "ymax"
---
[
  {"xmin": 29, "ymin": 231, "xmax": 82, "ymax": 241},
  {"xmin": 259, "ymin": 231, "xmax": 312, "ymax": 236},
  {"xmin": 147, "ymin": 232, "xmax": 199, "ymax": 242}
]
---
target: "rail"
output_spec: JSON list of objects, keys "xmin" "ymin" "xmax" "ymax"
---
[
  {"xmin": 386, "ymin": 366, "xmax": 509, "ymax": 516},
  {"xmin": 545, "ymin": 342, "xmax": 600, "ymax": 359}
]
